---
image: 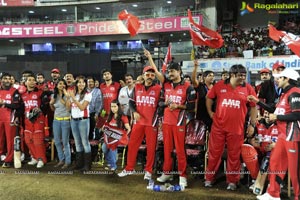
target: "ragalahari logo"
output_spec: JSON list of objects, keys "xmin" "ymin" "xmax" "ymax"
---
[{"xmin": 240, "ymin": 1, "xmax": 254, "ymax": 16}]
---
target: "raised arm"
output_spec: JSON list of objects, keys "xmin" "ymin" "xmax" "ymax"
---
[{"xmin": 144, "ymin": 49, "xmax": 165, "ymax": 83}]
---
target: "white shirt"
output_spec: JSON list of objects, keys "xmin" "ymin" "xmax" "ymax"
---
[
  {"xmin": 71, "ymin": 92, "xmax": 92, "ymax": 118},
  {"xmin": 118, "ymin": 86, "xmax": 133, "ymax": 116}
]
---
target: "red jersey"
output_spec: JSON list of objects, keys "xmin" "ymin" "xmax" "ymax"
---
[
  {"xmin": 100, "ymin": 82, "xmax": 121, "ymax": 114},
  {"xmin": 133, "ymin": 83, "xmax": 161, "ymax": 126},
  {"xmin": 256, "ymin": 122, "xmax": 278, "ymax": 152},
  {"xmin": 274, "ymin": 86, "xmax": 300, "ymax": 141},
  {"xmin": 207, "ymin": 80, "xmax": 257, "ymax": 134},
  {"xmin": 47, "ymin": 80, "xmax": 57, "ymax": 92},
  {"xmin": 162, "ymin": 80, "xmax": 196, "ymax": 126},
  {"xmin": 0, "ymin": 87, "xmax": 21, "ymax": 122},
  {"xmin": 22, "ymin": 89, "xmax": 43, "ymax": 115}
]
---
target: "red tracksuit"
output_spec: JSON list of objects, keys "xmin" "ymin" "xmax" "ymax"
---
[
  {"xmin": 205, "ymin": 80, "xmax": 257, "ymax": 184},
  {"xmin": 161, "ymin": 80, "xmax": 196, "ymax": 177},
  {"xmin": 125, "ymin": 83, "xmax": 161, "ymax": 173},
  {"xmin": 0, "ymin": 87, "xmax": 22, "ymax": 163},
  {"xmin": 267, "ymin": 86, "xmax": 300, "ymax": 199},
  {"xmin": 22, "ymin": 89, "xmax": 47, "ymax": 163}
]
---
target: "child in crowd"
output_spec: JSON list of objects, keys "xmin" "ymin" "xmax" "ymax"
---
[{"xmin": 102, "ymin": 100, "xmax": 131, "ymax": 171}]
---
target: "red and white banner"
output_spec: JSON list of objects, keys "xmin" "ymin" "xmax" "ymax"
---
[
  {"xmin": 0, "ymin": 0, "xmax": 34, "ymax": 7},
  {"xmin": 0, "ymin": 15, "xmax": 202, "ymax": 38},
  {"xmin": 269, "ymin": 24, "xmax": 300, "ymax": 57}
]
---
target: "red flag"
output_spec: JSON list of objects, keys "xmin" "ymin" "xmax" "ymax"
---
[
  {"xmin": 118, "ymin": 10, "xmax": 141, "ymax": 37},
  {"xmin": 188, "ymin": 9, "xmax": 224, "ymax": 48},
  {"xmin": 268, "ymin": 24, "xmax": 285, "ymax": 42},
  {"xmin": 162, "ymin": 43, "xmax": 172, "ymax": 73},
  {"xmin": 269, "ymin": 25, "xmax": 300, "ymax": 57},
  {"xmin": 103, "ymin": 123, "xmax": 128, "ymax": 150},
  {"xmin": 282, "ymin": 33, "xmax": 300, "ymax": 57}
]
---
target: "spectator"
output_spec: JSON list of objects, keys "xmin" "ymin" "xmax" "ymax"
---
[
  {"xmin": 49, "ymin": 78, "xmax": 71, "ymax": 169},
  {"xmin": 67, "ymin": 76, "xmax": 92, "ymax": 171}
]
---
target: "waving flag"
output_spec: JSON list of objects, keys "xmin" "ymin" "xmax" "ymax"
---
[
  {"xmin": 162, "ymin": 43, "xmax": 172, "ymax": 73},
  {"xmin": 118, "ymin": 10, "xmax": 141, "ymax": 37},
  {"xmin": 269, "ymin": 24, "xmax": 300, "ymax": 57},
  {"xmin": 188, "ymin": 9, "xmax": 224, "ymax": 48}
]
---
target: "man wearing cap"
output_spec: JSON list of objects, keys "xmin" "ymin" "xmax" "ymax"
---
[
  {"xmin": 257, "ymin": 69, "xmax": 300, "ymax": 200},
  {"xmin": 47, "ymin": 68, "xmax": 60, "ymax": 92},
  {"xmin": 118, "ymin": 66, "xmax": 161, "ymax": 180},
  {"xmin": 258, "ymin": 62, "xmax": 285, "ymax": 110},
  {"xmin": 255, "ymin": 68, "xmax": 271, "ymax": 95}
]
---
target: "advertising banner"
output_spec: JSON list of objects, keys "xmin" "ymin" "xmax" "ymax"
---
[
  {"xmin": 0, "ymin": 0, "xmax": 34, "ymax": 7},
  {"xmin": 0, "ymin": 15, "xmax": 202, "ymax": 38}
]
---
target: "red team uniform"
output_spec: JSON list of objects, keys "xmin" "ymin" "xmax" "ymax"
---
[
  {"xmin": 161, "ymin": 80, "xmax": 196, "ymax": 178},
  {"xmin": 266, "ymin": 86, "xmax": 300, "ymax": 199},
  {"xmin": 205, "ymin": 79, "xmax": 257, "ymax": 184},
  {"xmin": 22, "ymin": 89, "xmax": 48, "ymax": 163},
  {"xmin": 124, "ymin": 83, "xmax": 161, "ymax": 174},
  {"xmin": 0, "ymin": 87, "xmax": 22, "ymax": 165}
]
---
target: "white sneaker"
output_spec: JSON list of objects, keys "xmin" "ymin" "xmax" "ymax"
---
[
  {"xmin": 28, "ymin": 158, "xmax": 38, "ymax": 165},
  {"xmin": 179, "ymin": 176, "xmax": 188, "ymax": 187},
  {"xmin": 21, "ymin": 153, "xmax": 25, "ymax": 162},
  {"xmin": 256, "ymin": 192, "xmax": 280, "ymax": 200},
  {"xmin": 249, "ymin": 183, "xmax": 255, "ymax": 191},
  {"xmin": 204, "ymin": 180, "xmax": 214, "ymax": 187},
  {"xmin": 226, "ymin": 183, "xmax": 237, "ymax": 191},
  {"xmin": 144, "ymin": 171, "xmax": 152, "ymax": 180},
  {"xmin": 36, "ymin": 159, "xmax": 44, "ymax": 168},
  {"xmin": 0, "ymin": 155, "xmax": 6, "ymax": 161},
  {"xmin": 156, "ymin": 173, "xmax": 173, "ymax": 183},
  {"xmin": 117, "ymin": 169, "xmax": 134, "ymax": 177}
]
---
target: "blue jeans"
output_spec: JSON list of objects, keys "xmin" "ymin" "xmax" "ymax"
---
[
  {"xmin": 53, "ymin": 120, "xmax": 71, "ymax": 164},
  {"xmin": 102, "ymin": 143, "xmax": 117, "ymax": 170},
  {"xmin": 71, "ymin": 119, "xmax": 91, "ymax": 153}
]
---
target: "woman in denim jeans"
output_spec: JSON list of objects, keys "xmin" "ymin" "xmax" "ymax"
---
[
  {"xmin": 50, "ymin": 79, "xmax": 71, "ymax": 169},
  {"xmin": 67, "ymin": 76, "xmax": 92, "ymax": 171}
]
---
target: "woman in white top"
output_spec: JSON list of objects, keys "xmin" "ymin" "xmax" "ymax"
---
[{"xmin": 66, "ymin": 76, "xmax": 92, "ymax": 171}]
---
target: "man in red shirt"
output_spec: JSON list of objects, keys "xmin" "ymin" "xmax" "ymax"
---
[
  {"xmin": 22, "ymin": 74, "xmax": 50, "ymax": 168},
  {"xmin": 205, "ymin": 64, "xmax": 257, "ymax": 190},
  {"xmin": 157, "ymin": 63, "xmax": 196, "ymax": 188},
  {"xmin": 0, "ymin": 73, "xmax": 23, "ymax": 168},
  {"xmin": 257, "ymin": 68, "xmax": 300, "ymax": 200},
  {"xmin": 118, "ymin": 66, "xmax": 161, "ymax": 180},
  {"xmin": 99, "ymin": 69, "xmax": 121, "ymax": 127},
  {"xmin": 47, "ymin": 68, "xmax": 60, "ymax": 92}
]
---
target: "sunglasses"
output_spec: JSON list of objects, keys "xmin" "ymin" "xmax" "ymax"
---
[{"xmin": 145, "ymin": 73, "xmax": 155, "ymax": 78}]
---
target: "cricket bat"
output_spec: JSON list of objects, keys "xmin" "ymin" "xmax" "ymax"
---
[
  {"xmin": 253, "ymin": 170, "xmax": 267, "ymax": 195},
  {"xmin": 14, "ymin": 125, "xmax": 22, "ymax": 169}
]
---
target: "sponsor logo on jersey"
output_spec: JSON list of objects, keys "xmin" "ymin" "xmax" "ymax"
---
[
  {"xmin": 166, "ymin": 95, "xmax": 182, "ymax": 104},
  {"xmin": 24, "ymin": 100, "xmax": 38, "ymax": 108},
  {"xmin": 291, "ymin": 97, "xmax": 300, "ymax": 103},
  {"xmin": 5, "ymin": 94, "xmax": 11, "ymax": 99},
  {"xmin": 149, "ymin": 90, "xmax": 155, "ymax": 96},
  {"xmin": 136, "ymin": 95, "xmax": 156, "ymax": 105},
  {"xmin": 177, "ymin": 89, "xmax": 183, "ymax": 95},
  {"xmin": 274, "ymin": 107, "xmax": 285, "ymax": 115},
  {"xmin": 221, "ymin": 99, "xmax": 240, "ymax": 108},
  {"xmin": 220, "ymin": 89, "xmax": 227, "ymax": 93},
  {"xmin": 103, "ymin": 93, "xmax": 113, "ymax": 98},
  {"xmin": 32, "ymin": 94, "xmax": 38, "ymax": 99},
  {"xmin": 110, "ymin": 87, "xmax": 115, "ymax": 91}
]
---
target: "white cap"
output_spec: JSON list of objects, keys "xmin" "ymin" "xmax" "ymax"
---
[{"xmin": 273, "ymin": 68, "xmax": 300, "ymax": 81}]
